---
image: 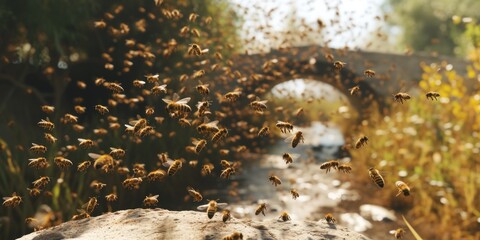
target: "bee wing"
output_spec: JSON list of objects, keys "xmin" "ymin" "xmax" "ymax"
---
[
  {"xmin": 88, "ymin": 153, "xmax": 101, "ymax": 159},
  {"xmin": 206, "ymin": 120, "xmax": 219, "ymax": 127},
  {"xmin": 388, "ymin": 230, "xmax": 397, "ymax": 235},
  {"xmin": 197, "ymin": 204, "xmax": 209, "ymax": 211},
  {"xmin": 78, "ymin": 138, "xmax": 87, "ymax": 142},
  {"xmin": 150, "ymin": 195, "xmax": 159, "ymax": 199},
  {"xmin": 124, "ymin": 124, "xmax": 134, "ymax": 128},
  {"xmin": 258, "ymin": 100, "xmax": 268, "ymax": 104},
  {"xmin": 284, "ymin": 134, "xmax": 295, "ymax": 143},
  {"xmin": 162, "ymin": 159, "xmax": 174, "ymax": 168},
  {"xmin": 176, "ymin": 97, "xmax": 191, "ymax": 104},
  {"xmin": 162, "ymin": 98, "xmax": 172, "ymax": 104},
  {"xmin": 217, "ymin": 203, "xmax": 228, "ymax": 209},
  {"xmin": 3, "ymin": 197, "xmax": 11, "ymax": 200},
  {"xmin": 339, "ymin": 158, "xmax": 351, "ymax": 164},
  {"xmin": 172, "ymin": 93, "xmax": 180, "ymax": 101},
  {"xmin": 31, "ymin": 143, "xmax": 39, "ymax": 146}
]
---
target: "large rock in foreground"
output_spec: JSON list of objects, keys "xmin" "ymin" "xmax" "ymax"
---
[{"xmin": 18, "ymin": 208, "xmax": 370, "ymax": 240}]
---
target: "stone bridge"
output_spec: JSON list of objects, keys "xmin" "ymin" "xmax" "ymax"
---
[{"xmin": 231, "ymin": 45, "xmax": 469, "ymax": 119}]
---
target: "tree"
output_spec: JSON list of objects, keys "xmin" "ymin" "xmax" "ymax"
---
[{"xmin": 384, "ymin": 0, "xmax": 480, "ymax": 56}]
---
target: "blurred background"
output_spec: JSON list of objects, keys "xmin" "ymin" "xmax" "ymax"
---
[{"xmin": 1, "ymin": 0, "xmax": 480, "ymax": 239}]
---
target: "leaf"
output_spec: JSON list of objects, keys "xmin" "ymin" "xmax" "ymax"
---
[{"xmin": 402, "ymin": 215, "xmax": 423, "ymax": 240}]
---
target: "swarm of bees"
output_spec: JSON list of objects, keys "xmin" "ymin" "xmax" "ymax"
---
[{"xmin": 5, "ymin": 2, "xmax": 435, "ymax": 239}]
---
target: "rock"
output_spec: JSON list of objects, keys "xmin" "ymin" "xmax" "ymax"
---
[
  {"xmin": 19, "ymin": 208, "xmax": 371, "ymax": 240},
  {"xmin": 359, "ymin": 204, "xmax": 397, "ymax": 222},
  {"xmin": 339, "ymin": 213, "xmax": 373, "ymax": 232}
]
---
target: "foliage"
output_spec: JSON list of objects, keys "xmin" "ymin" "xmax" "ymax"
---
[
  {"xmin": 352, "ymin": 62, "xmax": 480, "ymax": 239},
  {"xmin": 384, "ymin": 0, "xmax": 480, "ymax": 56}
]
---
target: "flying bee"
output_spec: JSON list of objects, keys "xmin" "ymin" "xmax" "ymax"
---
[
  {"xmin": 109, "ymin": 147, "xmax": 125, "ymax": 159},
  {"xmin": 224, "ymin": 90, "xmax": 242, "ymax": 102},
  {"xmin": 197, "ymin": 118, "xmax": 219, "ymax": 135},
  {"xmin": 290, "ymin": 189, "xmax": 300, "ymax": 199},
  {"xmin": 338, "ymin": 164, "xmax": 352, "ymax": 173},
  {"xmin": 137, "ymin": 126, "xmax": 154, "ymax": 137},
  {"xmin": 191, "ymin": 28, "xmax": 201, "ymax": 38},
  {"xmin": 77, "ymin": 161, "xmax": 92, "ymax": 172},
  {"xmin": 250, "ymin": 98, "xmax": 268, "ymax": 113},
  {"xmin": 145, "ymin": 107, "xmax": 155, "ymax": 115},
  {"xmin": 192, "ymin": 138, "xmax": 207, "ymax": 154},
  {"xmin": 74, "ymin": 105, "xmax": 86, "ymax": 114},
  {"xmin": 63, "ymin": 113, "xmax": 78, "ymax": 124},
  {"xmin": 93, "ymin": 20, "xmax": 106, "ymax": 28},
  {"xmin": 3, "ymin": 193, "xmax": 22, "ymax": 207},
  {"xmin": 147, "ymin": 169, "xmax": 167, "ymax": 182},
  {"xmin": 83, "ymin": 197, "xmax": 98, "ymax": 214},
  {"xmin": 192, "ymin": 69, "xmax": 205, "ymax": 79},
  {"xmin": 393, "ymin": 92, "xmax": 411, "ymax": 104},
  {"xmin": 395, "ymin": 181, "xmax": 411, "ymax": 197},
  {"xmin": 320, "ymin": 159, "xmax": 342, "ymax": 173},
  {"xmin": 145, "ymin": 74, "xmax": 159, "ymax": 83},
  {"xmin": 122, "ymin": 177, "xmax": 143, "ymax": 190},
  {"xmin": 222, "ymin": 209, "xmax": 231, "ymax": 223},
  {"xmin": 132, "ymin": 80, "xmax": 146, "ymax": 88},
  {"xmin": 72, "ymin": 209, "xmax": 90, "ymax": 221},
  {"xmin": 285, "ymin": 131, "xmax": 304, "ymax": 148},
  {"xmin": 188, "ymin": 44, "xmax": 202, "ymax": 56},
  {"xmin": 222, "ymin": 232, "xmax": 243, "ymax": 240},
  {"xmin": 364, "ymin": 69, "xmax": 376, "ymax": 77},
  {"xmin": 282, "ymin": 153, "xmax": 293, "ymax": 164},
  {"xmin": 78, "ymin": 138, "xmax": 94, "ymax": 148},
  {"xmin": 162, "ymin": 93, "xmax": 191, "ymax": 115},
  {"xmin": 130, "ymin": 118, "xmax": 147, "ymax": 133},
  {"xmin": 269, "ymin": 175, "xmax": 282, "ymax": 187},
  {"xmin": 178, "ymin": 118, "xmax": 191, "ymax": 127},
  {"xmin": 28, "ymin": 157, "xmax": 49, "ymax": 169},
  {"xmin": 369, "ymin": 167, "xmax": 385, "ymax": 188},
  {"xmin": 29, "ymin": 143, "xmax": 47, "ymax": 154},
  {"xmin": 349, "ymin": 86, "xmax": 360, "ymax": 96},
  {"xmin": 104, "ymin": 82, "xmax": 124, "ymax": 93},
  {"xmin": 255, "ymin": 203, "xmax": 267, "ymax": 216},
  {"xmin": 157, "ymin": 152, "xmax": 171, "ymax": 166},
  {"xmin": 41, "ymin": 105, "xmax": 55, "ymax": 114},
  {"xmin": 196, "ymin": 101, "xmax": 211, "ymax": 117},
  {"xmin": 201, "ymin": 163, "xmax": 214, "ymax": 176},
  {"xmin": 279, "ymin": 211, "xmax": 291, "ymax": 221},
  {"xmin": 188, "ymin": 13, "xmax": 198, "ymax": 22},
  {"xmin": 94, "ymin": 105, "xmax": 109, "ymax": 115},
  {"xmin": 257, "ymin": 126, "xmax": 270, "ymax": 137},
  {"xmin": 212, "ymin": 128, "xmax": 228, "ymax": 143},
  {"xmin": 390, "ymin": 228, "xmax": 406, "ymax": 239},
  {"xmin": 165, "ymin": 159, "xmax": 183, "ymax": 176},
  {"xmin": 37, "ymin": 118, "xmax": 54, "ymax": 130},
  {"xmin": 333, "ymin": 61, "xmax": 346, "ymax": 70},
  {"xmin": 44, "ymin": 133, "xmax": 57, "ymax": 143},
  {"xmin": 27, "ymin": 188, "xmax": 41, "ymax": 197},
  {"xmin": 355, "ymin": 136, "xmax": 368, "ymax": 149},
  {"xmin": 426, "ymin": 91, "xmax": 440, "ymax": 101},
  {"xmin": 105, "ymin": 193, "xmax": 118, "ymax": 202},
  {"xmin": 88, "ymin": 153, "xmax": 114, "ymax": 172},
  {"xmin": 196, "ymin": 81, "xmax": 210, "ymax": 95},
  {"xmin": 54, "ymin": 156, "xmax": 73, "ymax": 169},
  {"xmin": 90, "ymin": 180, "xmax": 106, "ymax": 191},
  {"xmin": 197, "ymin": 200, "xmax": 228, "ymax": 219},
  {"xmin": 325, "ymin": 213, "xmax": 336, "ymax": 224},
  {"xmin": 187, "ymin": 187, "xmax": 203, "ymax": 202},
  {"xmin": 32, "ymin": 176, "xmax": 50, "ymax": 189},
  {"xmin": 143, "ymin": 195, "xmax": 159, "ymax": 207},
  {"xmin": 220, "ymin": 167, "xmax": 235, "ymax": 179},
  {"xmin": 276, "ymin": 121, "xmax": 293, "ymax": 133},
  {"xmin": 151, "ymin": 84, "xmax": 167, "ymax": 95}
]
